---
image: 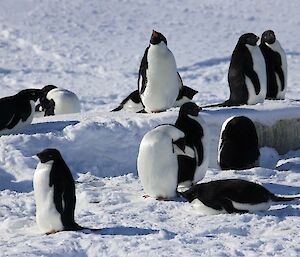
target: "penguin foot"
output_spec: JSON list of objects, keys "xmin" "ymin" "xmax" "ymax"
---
[
  {"xmin": 143, "ymin": 194, "xmax": 150, "ymax": 199},
  {"xmin": 156, "ymin": 196, "xmax": 168, "ymax": 201},
  {"xmin": 45, "ymin": 229, "xmax": 57, "ymax": 235}
]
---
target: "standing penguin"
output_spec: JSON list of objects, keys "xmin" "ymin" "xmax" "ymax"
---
[
  {"xmin": 36, "ymin": 85, "xmax": 81, "ymax": 116},
  {"xmin": 175, "ymin": 102, "xmax": 209, "ymax": 186},
  {"xmin": 137, "ymin": 102, "xmax": 209, "ymax": 199},
  {"xmin": 34, "ymin": 148, "xmax": 83, "ymax": 234},
  {"xmin": 259, "ymin": 30, "xmax": 287, "ymax": 99},
  {"xmin": 180, "ymin": 179, "xmax": 300, "ymax": 214},
  {"xmin": 227, "ymin": 33, "xmax": 267, "ymax": 105},
  {"xmin": 137, "ymin": 125, "xmax": 186, "ymax": 199},
  {"xmin": 203, "ymin": 33, "xmax": 266, "ymax": 108},
  {"xmin": 218, "ymin": 116, "xmax": 260, "ymax": 170},
  {"xmin": 138, "ymin": 30, "xmax": 182, "ymax": 113},
  {"xmin": 0, "ymin": 89, "xmax": 41, "ymax": 136}
]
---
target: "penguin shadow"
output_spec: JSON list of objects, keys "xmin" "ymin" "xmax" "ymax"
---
[
  {"xmin": 177, "ymin": 56, "xmax": 231, "ymax": 73},
  {"xmin": 262, "ymin": 182, "xmax": 300, "ymax": 218},
  {"xmin": 0, "ymin": 167, "xmax": 32, "ymax": 193},
  {"xmin": 0, "ymin": 67, "xmax": 11, "ymax": 75},
  {"xmin": 21, "ymin": 120, "xmax": 79, "ymax": 135},
  {"xmin": 80, "ymin": 226, "xmax": 176, "ymax": 238}
]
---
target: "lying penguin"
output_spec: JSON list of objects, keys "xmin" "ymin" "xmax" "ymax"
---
[
  {"xmin": 36, "ymin": 85, "xmax": 81, "ymax": 116},
  {"xmin": 0, "ymin": 89, "xmax": 41, "ymax": 136},
  {"xmin": 111, "ymin": 86, "xmax": 198, "ymax": 113},
  {"xmin": 34, "ymin": 148, "xmax": 98, "ymax": 234},
  {"xmin": 180, "ymin": 179, "xmax": 300, "ymax": 214}
]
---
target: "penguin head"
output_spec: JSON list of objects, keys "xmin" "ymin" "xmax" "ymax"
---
[
  {"xmin": 238, "ymin": 33, "xmax": 259, "ymax": 46},
  {"xmin": 17, "ymin": 89, "xmax": 42, "ymax": 102},
  {"xmin": 150, "ymin": 30, "xmax": 167, "ymax": 46},
  {"xmin": 179, "ymin": 102, "xmax": 202, "ymax": 117},
  {"xmin": 261, "ymin": 30, "xmax": 276, "ymax": 44},
  {"xmin": 37, "ymin": 148, "xmax": 62, "ymax": 163},
  {"xmin": 179, "ymin": 187, "xmax": 198, "ymax": 203},
  {"xmin": 41, "ymin": 85, "xmax": 57, "ymax": 96}
]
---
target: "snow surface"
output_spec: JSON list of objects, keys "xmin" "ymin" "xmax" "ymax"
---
[{"xmin": 1, "ymin": 0, "xmax": 300, "ymax": 256}]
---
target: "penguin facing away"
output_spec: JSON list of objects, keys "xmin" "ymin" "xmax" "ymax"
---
[
  {"xmin": 36, "ymin": 85, "xmax": 81, "ymax": 116},
  {"xmin": 218, "ymin": 116, "xmax": 260, "ymax": 170},
  {"xmin": 259, "ymin": 30, "xmax": 287, "ymax": 100},
  {"xmin": 111, "ymin": 86, "xmax": 198, "ymax": 113},
  {"xmin": 137, "ymin": 124, "xmax": 186, "ymax": 199},
  {"xmin": 137, "ymin": 102, "xmax": 209, "ymax": 200},
  {"xmin": 34, "ymin": 148, "xmax": 84, "ymax": 234},
  {"xmin": 175, "ymin": 102, "xmax": 209, "ymax": 186},
  {"xmin": 180, "ymin": 179, "xmax": 300, "ymax": 214},
  {"xmin": 138, "ymin": 30, "xmax": 182, "ymax": 113},
  {"xmin": 0, "ymin": 89, "xmax": 41, "ymax": 136}
]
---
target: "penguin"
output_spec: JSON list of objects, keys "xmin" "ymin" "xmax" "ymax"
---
[
  {"xmin": 175, "ymin": 102, "xmax": 209, "ymax": 187},
  {"xmin": 218, "ymin": 116, "xmax": 260, "ymax": 170},
  {"xmin": 137, "ymin": 124, "xmax": 186, "ymax": 199},
  {"xmin": 202, "ymin": 33, "xmax": 266, "ymax": 108},
  {"xmin": 259, "ymin": 30, "xmax": 287, "ymax": 99},
  {"xmin": 137, "ymin": 102, "xmax": 209, "ymax": 199},
  {"xmin": 0, "ymin": 89, "xmax": 41, "ymax": 136},
  {"xmin": 34, "ymin": 148, "xmax": 84, "ymax": 234},
  {"xmin": 138, "ymin": 30, "xmax": 183, "ymax": 113},
  {"xmin": 111, "ymin": 86, "xmax": 198, "ymax": 112},
  {"xmin": 111, "ymin": 90, "xmax": 143, "ymax": 112},
  {"xmin": 36, "ymin": 85, "xmax": 81, "ymax": 116},
  {"xmin": 180, "ymin": 179, "xmax": 300, "ymax": 214}
]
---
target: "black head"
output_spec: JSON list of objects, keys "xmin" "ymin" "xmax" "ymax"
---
[
  {"xmin": 261, "ymin": 30, "xmax": 276, "ymax": 44},
  {"xmin": 179, "ymin": 187, "xmax": 198, "ymax": 203},
  {"xmin": 17, "ymin": 89, "xmax": 42, "ymax": 102},
  {"xmin": 238, "ymin": 33, "xmax": 259, "ymax": 46},
  {"xmin": 179, "ymin": 102, "xmax": 202, "ymax": 117},
  {"xmin": 222, "ymin": 116, "xmax": 257, "ymax": 143},
  {"xmin": 150, "ymin": 30, "xmax": 167, "ymax": 45},
  {"xmin": 41, "ymin": 85, "xmax": 57, "ymax": 95},
  {"xmin": 37, "ymin": 148, "xmax": 63, "ymax": 163}
]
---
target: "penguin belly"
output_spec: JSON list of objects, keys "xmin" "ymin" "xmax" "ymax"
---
[
  {"xmin": 47, "ymin": 88, "xmax": 81, "ymax": 115},
  {"xmin": 245, "ymin": 45, "xmax": 267, "ymax": 104},
  {"xmin": 34, "ymin": 161, "xmax": 64, "ymax": 233},
  {"xmin": 141, "ymin": 48, "xmax": 180, "ymax": 112},
  {"xmin": 231, "ymin": 200, "xmax": 271, "ymax": 213},
  {"xmin": 137, "ymin": 126, "xmax": 182, "ymax": 198}
]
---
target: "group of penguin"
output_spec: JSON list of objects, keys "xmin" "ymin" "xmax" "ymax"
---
[{"xmin": 0, "ymin": 29, "xmax": 298, "ymax": 235}]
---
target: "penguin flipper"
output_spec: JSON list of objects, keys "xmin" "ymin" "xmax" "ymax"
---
[
  {"xmin": 245, "ymin": 67, "xmax": 261, "ymax": 95},
  {"xmin": 275, "ymin": 66, "xmax": 285, "ymax": 91},
  {"xmin": 219, "ymin": 198, "xmax": 248, "ymax": 214},
  {"xmin": 138, "ymin": 46, "xmax": 149, "ymax": 95}
]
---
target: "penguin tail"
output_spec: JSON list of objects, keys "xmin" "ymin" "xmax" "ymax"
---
[
  {"xmin": 111, "ymin": 105, "xmax": 122, "ymax": 112},
  {"xmin": 271, "ymin": 194, "xmax": 300, "ymax": 202},
  {"xmin": 200, "ymin": 99, "xmax": 236, "ymax": 108}
]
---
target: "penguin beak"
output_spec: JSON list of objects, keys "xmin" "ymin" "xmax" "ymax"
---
[{"xmin": 152, "ymin": 30, "xmax": 159, "ymax": 38}]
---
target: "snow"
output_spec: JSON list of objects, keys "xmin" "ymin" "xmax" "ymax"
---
[{"xmin": 1, "ymin": 0, "xmax": 300, "ymax": 256}]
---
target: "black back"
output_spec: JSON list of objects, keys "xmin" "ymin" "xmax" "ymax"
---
[
  {"xmin": 180, "ymin": 179, "xmax": 273, "ymax": 213},
  {"xmin": 111, "ymin": 90, "xmax": 142, "ymax": 112},
  {"xmin": 228, "ymin": 33, "xmax": 261, "ymax": 105},
  {"xmin": 219, "ymin": 116, "xmax": 260, "ymax": 170},
  {"xmin": 0, "ymin": 89, "xmax": 41, "ymax": 131},
  {"xmin": 37, "ymin": 148, "xmax": 80, "ymax": 230},
  {"xmin": 259, "ymin": 30, "xmax": 285, "ymax": 99},
  {"xmin": 176, "ymin": 86, "xmax": 198, "ymax": 101}
]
